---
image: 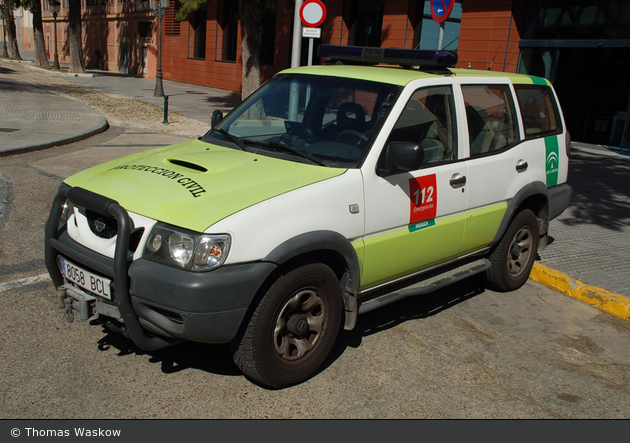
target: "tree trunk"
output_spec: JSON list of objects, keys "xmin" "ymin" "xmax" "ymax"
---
[
  {"xmin": 31, "ymin": 2, "xmax": 49, "ymax": 67},
  {"xmin": 239, "ymin": 0, "xmax": 263, "ymax": 100},
  {"xmin": 2, "ymin": 5, "xmax": 22, "ymax": 60},
  {"xmin": 68, "ymin": 0, "xmax": 85, "ymax": 73}
]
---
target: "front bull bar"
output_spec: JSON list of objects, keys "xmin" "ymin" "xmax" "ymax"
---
[{"xmin": 45, "ymin": 185, "xmax": 180, "ymax": 351}]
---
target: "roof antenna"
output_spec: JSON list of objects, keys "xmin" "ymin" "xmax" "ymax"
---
[{"xmin": 488, "ymin": 45, "xmax": 501, "ymax": 70}]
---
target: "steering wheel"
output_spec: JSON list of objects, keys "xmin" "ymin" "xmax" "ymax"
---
[{"xmin": 336, "ymin": 129, "xmax": 369, "ymax": 146}]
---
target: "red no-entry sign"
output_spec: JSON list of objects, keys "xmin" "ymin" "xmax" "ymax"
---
[{"xmin": 300, "ymin": 0, "xmax": 327, "ymax": 27}]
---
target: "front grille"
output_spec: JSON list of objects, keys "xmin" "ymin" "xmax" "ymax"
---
[{"xmin": 86, "ymin": 209, "xmax": 118, "ymax": 239}]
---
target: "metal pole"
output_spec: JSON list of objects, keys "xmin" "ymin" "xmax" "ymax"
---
[
  {"xmin": 154, "ymin": 8, "xmax": 164, "ymax": 97},
  {"xmin": 163, "ymin": 95, "xmax": 169, "ymax": 123},
  {"xmin": 308, "ymin": 37, "xmax": 313, "ymax": 66},
  {"xmin": 52, "ymin": 12, "xmax": 60, "ymax": 69},
  {"xmin": 437, "ymin": 22, "xmax": 445, "ymax": 51},
  {"xmin": 291, "ymin": 0, "xmax": 303, "ymax": 68}
]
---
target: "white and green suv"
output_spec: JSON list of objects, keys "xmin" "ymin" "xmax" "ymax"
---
[{"xmin": 45, "ymin": 46, "xmax": 571, "ymax": 389}]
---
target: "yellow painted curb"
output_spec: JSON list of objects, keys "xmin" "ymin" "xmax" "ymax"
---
[{"xmin": 530, "ymin": 263, "xmax": 630, "ymax": 321}]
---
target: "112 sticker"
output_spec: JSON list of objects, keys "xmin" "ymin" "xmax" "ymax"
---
[{"xmin": 409, "ymin": 174, "xmax": 437, "ymax": 225}]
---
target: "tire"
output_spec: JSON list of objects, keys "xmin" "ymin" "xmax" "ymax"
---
[
  {"xmin": 486, "ymin": 209, "xmax": 539, "ymax": 292},
  {"xmin": 231, "ymin": 263, "xmax": 344, "ymax": 389}
]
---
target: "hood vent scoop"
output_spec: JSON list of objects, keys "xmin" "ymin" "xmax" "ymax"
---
[{"xmin": 167, "ymin": 159, "xmax": 208, "ymax": 172}]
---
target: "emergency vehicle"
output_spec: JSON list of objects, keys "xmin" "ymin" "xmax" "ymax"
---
[{"xmin": 45, "ymin": 45, "xmax": 571, "ymax": 389}]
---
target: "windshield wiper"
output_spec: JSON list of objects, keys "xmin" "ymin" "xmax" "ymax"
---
[
  {"xmin": 243, "ymin": 140, "xmax": 327, "ymax": 166},
  {"xmin": 211, "ymin": 128, "xmax": 249, "ymax": 151}
]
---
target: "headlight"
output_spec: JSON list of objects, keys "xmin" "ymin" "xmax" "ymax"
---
[
  {"xmin": 61, "ymin": 199, "xmax": 75, "ymax": 222},
  {"xmin": 143, "ymin": 223, "xmax": 231, "ymax": 272}
]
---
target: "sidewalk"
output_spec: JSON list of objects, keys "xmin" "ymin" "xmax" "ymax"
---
[
  {"xmin": 1, "ymin": 55, "xmax": 629, "ymax": 322},
  {"xmin": 0, "ymin": 62, "xmax": 108, "ymax": 155}
]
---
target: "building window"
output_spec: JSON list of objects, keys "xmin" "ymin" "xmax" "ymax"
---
[
  {"xmin": 188, "ymin": 5, "xmax": 207, "ymax": 60},
  {"xmin": 260, "ymin": 0, "xmax": 276, "ymax": 65},
  {"xmin": 217, "ymin": 0, "xmax": 238, "ymax": 62},
  {"xmin": 138, "ymin": 21, "xmax": 152, "ymax": 38},
  {"xmin": 413, "ymin": 0, "xmax": 462, "ymax": 50},
  {"xmin": 347, "ymin": 0, "xmax": 384, "ymax": 47},
  {"xmin": 165, "ymin": 0, "xmax": 182, "ymax": 36}
]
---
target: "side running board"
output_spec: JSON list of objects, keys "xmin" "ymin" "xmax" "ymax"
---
[{"xmin": 358, "ymin": 258, "xmax": 491, "ymax": 315}]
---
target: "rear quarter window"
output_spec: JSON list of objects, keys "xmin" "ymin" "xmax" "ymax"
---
[{"xmin": 514, "ymin": 85, "xmax": 562, "ymax": 138}]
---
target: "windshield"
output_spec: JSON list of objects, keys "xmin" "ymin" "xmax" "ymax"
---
[{"xmin": 201, "ymin": 74, "xmax": 401, "ymax": 168}]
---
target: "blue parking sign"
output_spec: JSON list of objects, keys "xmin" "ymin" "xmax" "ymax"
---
[{"xmin": 431, "ymin": 0, "xmax": 455, "ymax": 23}]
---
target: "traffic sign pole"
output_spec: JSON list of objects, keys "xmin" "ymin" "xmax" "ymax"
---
[{"xmin": 291, "ymin": 0, "xmax": 304, "ymax": 68}]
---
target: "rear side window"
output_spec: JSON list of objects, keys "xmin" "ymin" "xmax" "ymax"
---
[
  {"xmin": 462, "ymin": 84, "xmax": 520, "ymax": 157},
  {"xmin": 514, "ymin": 85, "xmax": 562, "ymax": 139}
]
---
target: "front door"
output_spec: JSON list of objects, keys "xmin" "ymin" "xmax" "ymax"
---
[{"xmin": 360, "ymin": 84, "xmax": 468, "ymax": 290}]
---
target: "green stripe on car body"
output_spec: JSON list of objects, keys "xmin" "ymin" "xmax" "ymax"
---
[
  {"xmin": 354, "ymin": 203, "xmax": 507, "ymax": 290},
  {"xmin": 545, "ymin": 136, "xmax": 560, "ymax": 187},
  {"xmin": 65, "ymin": 139, "xmax": 347, "ymax": 232}
]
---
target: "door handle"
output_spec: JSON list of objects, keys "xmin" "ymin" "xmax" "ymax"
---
[
  {"xmin": 450, "ymin": 173, "xmax": 466, "ymax": 188},
  {"xmin": 516, "ymin": 160, "xmax": 528, "ymax": 173}
]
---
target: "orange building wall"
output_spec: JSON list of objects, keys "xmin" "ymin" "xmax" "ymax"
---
[{"xmin": 456, "ymin": 0, "xmax": 522, "ymax": 73}]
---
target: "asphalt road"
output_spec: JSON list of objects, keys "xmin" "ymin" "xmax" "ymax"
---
[{"xmin": 1, "ymin": 126, "xmax": 630, "ymax": 419}]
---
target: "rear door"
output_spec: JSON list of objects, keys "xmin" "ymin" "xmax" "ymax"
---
[{"xmin": 458, "ymin": 79, "xmax": 529, "ymax": 254}]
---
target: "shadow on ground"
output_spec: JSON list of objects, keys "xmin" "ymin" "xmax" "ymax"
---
[
  {"xmin": 93, "ymin": 274, "xmax": 487, "ymax": 388},
  {"xmin": 562, "ymin": 153, "xmax": 630, "ymax": 231}
]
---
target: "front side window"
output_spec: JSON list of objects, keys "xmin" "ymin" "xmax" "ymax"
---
[
  {"xmin": 462, "ymin": 84, "xmax": 520, "ymax": 156},
  {"xmin": 514, "ymin": 85, "xmax": 562, "ymax": 139},
  {"xmin": 202, "ymin": 74, "xmax": 401, "ymax": 168},
  {"xmin": 387, "ymin": 85, "xmax": 458, "ymax": 165}
]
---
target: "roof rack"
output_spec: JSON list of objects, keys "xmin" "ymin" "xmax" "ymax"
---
[{"xmin": 317, "ymin": 45, "xmax": 458, "ymax": 71}]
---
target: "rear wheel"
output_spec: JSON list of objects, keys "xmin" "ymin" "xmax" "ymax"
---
[
  {"xmin": 486, "ymin": 209, "xmax": 539, "ymax": 292},
  {"xmin": 231, "ymin": 263, "xmax": 343, "ymax": 389}
]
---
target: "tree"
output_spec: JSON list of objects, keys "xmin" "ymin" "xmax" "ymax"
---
[
  {"xmin": 68, "ymin": 0, "xmax": 85, "ymax": 73},
  {"xmin": 238, "ymin": 0, "xmax": 264, "ymax": 100},
  {"xmin": 0, "ymin": 0, "xmax": 22, "ymax": 60},
  {"xmin": 177, "ymin": 0, "xmax": 269, "ymax": 100},
  {"xmin": 21, "ymin": 0, "xmax": 48, "ymax": 67}
]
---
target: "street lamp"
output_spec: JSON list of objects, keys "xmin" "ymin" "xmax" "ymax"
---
[
  {"xmin": 1, "ymin": 2, "xmax": 8, "ymax": 58},
  {"xmin": 150, "ymin": 0, "xmax": 169, "ymax": 97},
  {"xmin": 49, "ymin": 0, "xmax": 60, "ymax": 70}
]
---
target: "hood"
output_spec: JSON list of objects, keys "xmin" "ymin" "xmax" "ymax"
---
[{"xmin": 64, "ymin": 139, "xmax": 346, "ymax": 232}]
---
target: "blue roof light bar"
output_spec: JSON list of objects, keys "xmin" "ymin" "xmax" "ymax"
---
[{"xmin": 317, "ymin": 45, "xmax": 458, "ymax": 69}]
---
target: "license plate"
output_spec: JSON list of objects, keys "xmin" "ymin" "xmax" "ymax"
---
[{"xmin": 60, "ymin": 257, "xmax": 112, "ymax": 300}]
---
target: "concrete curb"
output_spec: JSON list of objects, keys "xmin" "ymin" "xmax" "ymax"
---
[
  {"xmin": 530, "ymin": 263, "xmax": 630, "ymax": 321},
  {"xmin": 0, "ymin": 120, "xmax": 110, "ymax": 157}
]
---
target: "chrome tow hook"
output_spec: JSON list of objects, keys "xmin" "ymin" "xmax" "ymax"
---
[
  {"xmin": 63, "ymin": 297, "xmax": 75, "ymax": 323},
  {"xmin": 57, "ymin": 285, "xmax": 98, "ymax": 323}
]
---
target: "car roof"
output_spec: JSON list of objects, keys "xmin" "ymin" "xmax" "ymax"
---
[{"xmin": 282, "ymin": 64, "xmax": 550, "ymax": 87}]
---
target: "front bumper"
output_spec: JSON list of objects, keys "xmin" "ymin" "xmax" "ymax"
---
[{"xmin": 45, "ymin": 185, "xmax": 276, "ymax": 350}]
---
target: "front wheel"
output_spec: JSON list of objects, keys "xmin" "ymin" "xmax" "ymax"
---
[
  {"xmin": 231, "ymin": 263, "xmax": 343, "ymax": 389},
  {"xmin": 486, "ymin": 209, "xmax": 539, "ymax": 292}
]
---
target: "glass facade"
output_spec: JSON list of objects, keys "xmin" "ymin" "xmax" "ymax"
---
[{"xmin": 518, "ymin": 0, "xmax": 630, "ymax": 148}]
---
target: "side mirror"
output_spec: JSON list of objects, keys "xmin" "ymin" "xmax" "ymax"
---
[
  {"xmin": 211, "ymin": 110, "xmax": 223, "ymax": 128},
  {"xmin": 381, "ymin": 142, "xmax": 424, "ymax": 175}
]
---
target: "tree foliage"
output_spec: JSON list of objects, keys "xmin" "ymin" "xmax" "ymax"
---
[{"xmin": 175, "ymin": 0, "xmax": 210, "ymax": 21}]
